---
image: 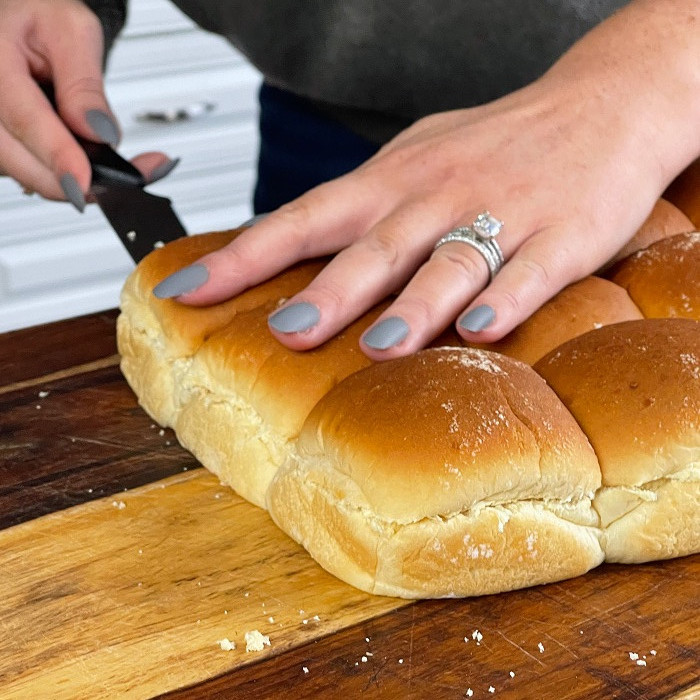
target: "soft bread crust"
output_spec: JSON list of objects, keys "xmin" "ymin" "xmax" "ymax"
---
[
  {"xmin": 268, "ymin": 348, "xmax": 604, "ymax": 597},
  {"xmin": 608, "ymin": 232, "xmax": 700, "ymax": 320},
  {"xmin": 534, "ymin": 319, "xmax": 700, "ymax": 562},
  {"xmin": 468, "ymin": 276, "xmax": 643, "ymax": 365},
  {"xmin": 175, "ymin": 300, "xmax": 388, "ymax": 507},
  {"xmin": 610, "ymin": 198, "xmax": 694, "ymax": 264}
]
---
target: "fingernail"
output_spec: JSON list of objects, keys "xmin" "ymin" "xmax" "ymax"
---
[
  {"xmin": 153, "ymin": 264, "xmax": 209, "ymax": 298},
  {"xmin": 86, "ymin": 109, "xmax": 120, "ymax": 147},
  {"xmin": 268, "ymin": 302, "xmax": 320, "ymax": 333},
  {"xmin": 149, "ymin": 157, "xmax": 181, "ymax": 184},
  {"xmin": 459, "ymin": 305, "xmax": 496, "ymax": 332},
  {"xmin": 362, "ymin": 316, "xmax": 410, "ymax": 350},
  {"xmin": 60, "ymin": 173, "xmax": 86, "ymax": 213}
]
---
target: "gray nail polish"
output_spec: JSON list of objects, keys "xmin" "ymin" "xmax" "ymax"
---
[
  {"xmin": 459, "ymin": 305, "xmax": 496, "ymax": 332},
  {"xmin": 149, "ymin": 157, "xmax": 180, "ymax": 184},
  {"xmin": 60, "ymin": 173, "xmax": 86, "ymax": 213},
  {"xmin": 153, "ymin": 264, "xmax": 209, "ymax": 298},
  {"xmin": 363, "ymin": 316, "xmax": 410, "ymax": 350},
  {"xmin": 268, "ymin": 302, "xmax": 320, "ymax": 333},
  {"xmin": 86, "ymin": 109, "xmax": 120, "ymax": 147}
]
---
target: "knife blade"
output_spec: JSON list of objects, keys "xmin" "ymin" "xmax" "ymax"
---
[
  {"xmin": 83, "ymin": 138, "xmax": 188, "ymax": 263},
  {"xmin": 81, "ymin": 135, "xmax": 188, "ymax": 263},
  {"xmin": 42, "ymin": 83, "xmax": 188, "ymax": 263}
]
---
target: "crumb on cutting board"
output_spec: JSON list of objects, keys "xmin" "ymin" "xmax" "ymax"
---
[{"xmin": 245, "ymin": 630, "xmax": 271, "ymax": 652}]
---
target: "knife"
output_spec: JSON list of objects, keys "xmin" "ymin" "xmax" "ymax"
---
[
  {"xmin": 84, "ymin": 138, "xmax": 189, "ymax": 263},
  {"xmin": 43, "ymin": 84, "xmax": 188, "ymax": 263}
]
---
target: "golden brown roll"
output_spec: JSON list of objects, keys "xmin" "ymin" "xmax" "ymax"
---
[
  {"xmin": 468, "ymin": 276, "xmax": 643, "ymax": 365},
  {"xmin": 607, "ymin": 232, "xmax": 700, "ymax": 320},
  {"xmin": 174, "ymin": 299, "xmax": 389, "ymax": 507},
  {"xmin": 118, "ymin": 229, "xmax": 326, "ymax": 426},
  {"xmin": 534, "ymin": 319, "xmax": 700, "ymax": 563},
  {"xmin": 268, "ymin": 348, "xmax": 604, "ymax": 598}
]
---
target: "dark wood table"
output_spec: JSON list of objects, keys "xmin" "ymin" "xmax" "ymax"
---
[{"xmin": 1, "ymin": 310, "xmax": 698, "ymax": 700}]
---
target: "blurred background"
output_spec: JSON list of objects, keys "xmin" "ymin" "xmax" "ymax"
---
[{"xmin": 0, "ymin": 0, "xmax": 262, "ymax": 332}]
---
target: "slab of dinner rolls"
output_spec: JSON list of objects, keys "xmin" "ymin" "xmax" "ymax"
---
[
  {"xmin": 467, "ymin": 276, "xmax": 643, "ymax": 365},
  {"xmin": 607, "ymin": 231, "xmax": 700, "ymax": 320},
  {"xmin": 267, "ymin": 348, "xmax": 604, "ymax": 598},
  {"xmin": 534, "ymin": 319, "xmax": 700, "ymax": 564}
]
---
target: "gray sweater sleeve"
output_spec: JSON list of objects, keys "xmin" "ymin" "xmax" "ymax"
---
[{"xmin": 82, "ymin": 0, "xmax": 128, "ymax": 57}]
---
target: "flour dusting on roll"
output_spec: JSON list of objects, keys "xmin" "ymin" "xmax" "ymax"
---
[{"xmin": 268, "ymin": 347, "xmax": 604, "ymax": 598}]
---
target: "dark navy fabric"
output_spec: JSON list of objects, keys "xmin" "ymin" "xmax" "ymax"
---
[{"xmin": 253, "ymin": 83, "xmax": 381, "ymax": 214}]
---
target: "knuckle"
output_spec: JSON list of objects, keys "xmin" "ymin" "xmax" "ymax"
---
[
  {"xmin": 518, "ymin": 257, "xmax": 552, "ymax": 289},
  {"xmin": 437, "ymin": 246, "xmax": 487, "ymax": 283},
  {"xmin": 273, "ymin": 196, "xmax": 318, "ymax": 254},
  {"xmin": 60, "ymin": 75, "xmax": 106, "ymax": 104},
  {"xmin": 362, "ymin": 226, "xmax": 404, "ymax": 268}
]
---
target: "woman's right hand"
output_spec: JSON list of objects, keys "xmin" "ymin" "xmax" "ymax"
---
[{"xmin": 0, "ymin": 0, "xmax": 173, "ymax": 210}]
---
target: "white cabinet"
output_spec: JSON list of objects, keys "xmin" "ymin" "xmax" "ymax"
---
[{"xmin": 0, "ymin": 0, "xmax": 262, "ymax": 332}]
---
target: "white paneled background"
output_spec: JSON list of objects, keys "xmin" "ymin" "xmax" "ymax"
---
[{"xmin": 0, "ymin": 0, "xmax": 262, "ymax": 332}]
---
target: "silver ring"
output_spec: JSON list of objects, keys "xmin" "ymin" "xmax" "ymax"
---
[{"xmin": 434, "ymin": 211, "xmax": 505, "ymax": 281}]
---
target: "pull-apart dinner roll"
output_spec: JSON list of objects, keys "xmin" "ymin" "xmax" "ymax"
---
[
  {"xmin": 268, "ymin": 348, "xmax": 604, "ymax": 598},
  {"xmin": 534, "ymin": 319, "xmax": 700, "ymax": 563},
  {"xmin": 607, "ymin": 232, "xmax": 700, "ymax": 320}
]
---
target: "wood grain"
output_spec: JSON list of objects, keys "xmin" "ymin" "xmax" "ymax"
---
[
  {"xmin": 159, "ymin": 555, "xmax": 700, "ymax": 700},
  {"xmin": 0, "ymin": 470, "xmax": 408, "ymax": 700}
]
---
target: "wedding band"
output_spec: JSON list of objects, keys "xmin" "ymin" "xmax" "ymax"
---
[{"xmin": 434, "ymin": 211, "xmax": 505, "ymax": 281}]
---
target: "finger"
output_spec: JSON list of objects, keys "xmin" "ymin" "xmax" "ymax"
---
[
  {"xmin": 159, "ymin": 173, "xmax": 391, "ymax": 305},
  {"xmin": 0, "ymin": 52, "xmax": 92, "ymax": 194},
  {"xmin": 0, "ymin": 121, "xmax": 66, "ymax": 199},
  {"xmin": 358, "ymin": 221, "xmax": 523, "ymax": 358},
  {"xmin": 265, "ymin": 197, "xmax": 464, "ymax": 351},
  {"xmin": 130, "ymin": 153, "xmax": 180, "ymax": 184},
  {"xmin": 456, "ymin": 226, "xmax": 593, "ymax": 343},
  {"xmin": 43, "ymin": 6, "xmax": 119, "ymax": 147}
]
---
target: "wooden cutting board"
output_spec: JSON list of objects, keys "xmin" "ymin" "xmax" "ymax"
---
[
  {"xmin": 0, "ymin": 470, "xmax": 407, "ymax": 699},
  {"xmin": 1, "ymin": 311, "xmax": 699, "ymax": 699}
]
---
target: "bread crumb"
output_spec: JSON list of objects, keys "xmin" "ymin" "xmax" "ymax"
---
[
  {"xmin": 472, "ymin": 630, "xmax": 483, "ymax": 644},
  {"xmin": 365, "ymin": 636, "xmax": 370, "ymax": 642},
  {"xmin": 302, "ymin": 666, "xmax": 309, "ymax": 674},
  {"xmin": 629, "ymin": 652, "xmax": 639, "ymax": 661},
  {"xmin": 245, "ymin": 630, "xmax": 270, "ymax": 652},
  {"xmin": 637, "ymin": 659, "xmax": 647, "ymax": 666},
  {"xmin": 218, "ymin": 638, "xmax": 236, "ymax": 651},
  {"xmin": 538, "ymin": 642, "xmax": 545, "ymax": 653},
  {"xmin": 489, "ymin": 687, "xmax": 495, "ymax": 693},
  {"xmin": 158, "ymin": 429, "xmax": 165, "ymax": 436},
  {"xmin": 509, "ymin": 671, "xmax": 515, "ymax": 678},
  {"xmin": 36, "ymin": 405, "xmax": 41, "ymax": 409},
  {"xmin": 466, "ymin": 690, "xmax": 474, "ymax": 697},
  {"xmin": 399, "ymin": 659, "xmax": 404, "ymax": 664},
  {"xmin": 153, "ymin": 240, "xmax": 164, "ymax": 249},
  {"xmin": 38, "ymin": 390, "xmax": 50, "ymax": 398},
  {"xmin": 650, "ymin": 650, "xmax": 657, "ymax": 656},
  {"xmin": 361, "ymin": 656, "xmax": 368, "ymax": 663},
  {"xmin": 112, "ymin": 500, "xmax": 126, "ymax": 510},
  {"xmin": 126, "ymin": 230, "xmax": 137, "ymax": 241},
  {"xmin": 268, "ymin": 617, "xmax": 275, "ymax": 623}
]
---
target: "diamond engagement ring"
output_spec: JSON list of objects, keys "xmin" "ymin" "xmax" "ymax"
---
[{"xmin": 433, "ymin": 211, "xmax": 505, "ymax": 281}]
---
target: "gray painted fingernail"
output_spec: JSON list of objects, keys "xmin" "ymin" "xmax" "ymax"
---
[
  {"xmin": 86, "ymin": 109, "xmax": 120, "ymax": 147},
  {"xmin": 459, "ymin": 305, "xmax": 496, "ymax": 332},
  {"xmin": 149, "ymin": 157, "xmax": 180, "ymax": 184},
  {"xmin": 153, "ymin": 264, "xmax": 209, "ymax": 298},
  {"xmin": 60, "ymin": 173, "xmax": 86, "ymax": 213},
  {"xmin": 363, "ymin": 316, "xmax": 410, "ymax": 350},
  {"xmin": 269, "ymin": 302, "xmax": 320, "ymax": 333}
]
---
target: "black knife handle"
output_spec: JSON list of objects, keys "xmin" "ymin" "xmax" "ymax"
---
[{"xmin": 41, "ymin": 82, "xmax": 145, "ymax": 189}]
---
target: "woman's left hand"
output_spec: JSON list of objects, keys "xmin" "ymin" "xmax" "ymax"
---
[{"xmin": 155, "ymin": 0, "xmax": 700, "ymax": 360}]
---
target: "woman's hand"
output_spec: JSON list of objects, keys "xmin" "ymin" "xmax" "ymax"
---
[
  {"xmin": 0, "ymin": 0, "xmax": 173, "ymax": 207},
  {"xmin": 154, "ymin": 0, "xmax": 700, "ymax": 359}
]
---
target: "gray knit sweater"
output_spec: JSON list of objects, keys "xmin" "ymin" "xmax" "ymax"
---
[{"xmin": 87, "ymin": 0, "xmax": 629, "ymax": 142}]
